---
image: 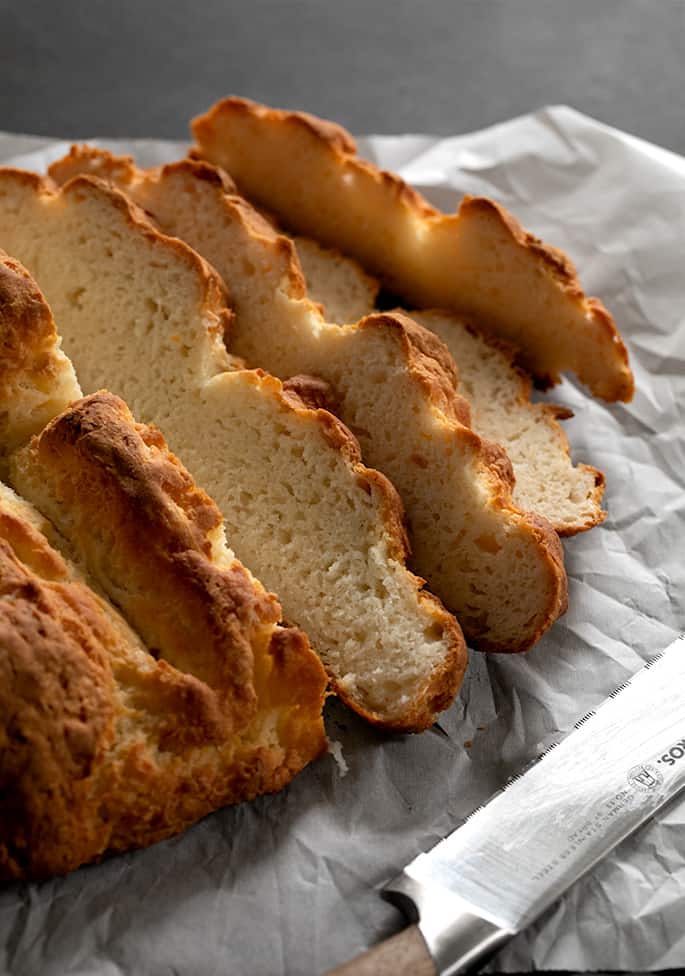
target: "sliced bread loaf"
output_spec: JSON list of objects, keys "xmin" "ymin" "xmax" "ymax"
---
[
  {"xmin": 0, "ymin": 251, "xmax": 326, "ymax": 878},
  {"xmin": 47, "ymin": 149, "xmax": 568, "ymax": 653},
  {"xmin": 191, "ymin": 96, "xmax": 633, "ymax": 403},
  {"xmin": 0, "ymin": 169, "xmax": 466, "ymax": 729}
]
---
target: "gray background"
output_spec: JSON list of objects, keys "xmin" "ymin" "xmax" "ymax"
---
[
  {"xmin": 0, "ymin": 2, "xmax": 682, "ymax": 974},
  {"xmin": 1, "ymin": 0, "xmax": 684, "ymax": 153}
]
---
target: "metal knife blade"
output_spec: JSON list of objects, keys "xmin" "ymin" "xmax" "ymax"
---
[{"xmin": 384, "ymin": 635, "xmax": 685, "ymax": 976}]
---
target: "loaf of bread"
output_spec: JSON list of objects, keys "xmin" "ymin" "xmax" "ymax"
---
[
  {"xmin": 191, "ymin": 96, "xmax": 633, "ymax": 403},
  {"xmin": 0, "ymin": 248, "xmax": 328, "ymax": 881},
  {"xmin": 47, "ymin": 148, "xmax": 567, "ymax": 653},
  {"xmin": 0, "ymin": 171, "xmax": 466, "ymax": 729}
]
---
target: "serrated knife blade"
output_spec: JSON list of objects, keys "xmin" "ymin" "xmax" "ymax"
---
[{"xmin": 327, "ymin": 635, "xmax": 685, "ymax": 976}]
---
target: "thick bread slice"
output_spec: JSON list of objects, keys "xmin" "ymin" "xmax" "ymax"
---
[
  {"xmin": 410, "ymin": 310, "xmax": 606, "ymax": 534},
  {"xmin": 0, "ymin": 170, "xmax": 466, "ymax": 728},
  {"xmin": 0, "ymin": 400, "xmax": 326, "ymax": 881},
  {"xmin": 47, "ymin": 149, "xmax": 568, "ymax": 653},
  {"xmin": 190, "ymin": 96, "xmax": 634, "ymax": 403}
]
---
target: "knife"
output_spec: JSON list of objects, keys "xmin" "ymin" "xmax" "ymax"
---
[{"xmin": 326, "ymin": 634, "xmax": 685, "ymax": 976}]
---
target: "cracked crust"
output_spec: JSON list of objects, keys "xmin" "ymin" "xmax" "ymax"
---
[
  {"xmin": 0, "ymin": 391, "xmax": 327, "ymax": 880},
  {"xmin": 191, "ymin": 96, "xmax": 633, "ymax": 402},
  {"xmin": 0, "ymin": 512, "xmax": 118, "ymax": 880}
]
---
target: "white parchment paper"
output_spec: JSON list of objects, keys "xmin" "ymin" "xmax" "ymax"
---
[{"xmin": 0, "ymin": 106, "xmax": 684, "ymax": 975}]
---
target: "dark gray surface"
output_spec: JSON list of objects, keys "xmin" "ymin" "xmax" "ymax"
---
[{"xmin": 1, "ymin": 0, "xmax": 684, "ymax": 152}]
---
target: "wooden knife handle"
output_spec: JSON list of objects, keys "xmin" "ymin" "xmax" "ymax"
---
[{"xmin": 325, "ymin": 924, "xmax": 437, "ymax": 976}]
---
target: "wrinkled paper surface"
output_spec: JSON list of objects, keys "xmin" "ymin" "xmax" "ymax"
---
[{"xmin": 0, "ymin": 106, "xmax": 684, "ymax": 974}]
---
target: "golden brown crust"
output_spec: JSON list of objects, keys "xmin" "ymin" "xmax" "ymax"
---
[
  {"xmin": 48, "ymin": 144, "xmax": 138, "ymax": 189},
  {"xmin": 459, "ymin": 196, "xmax": 579, "ymax": 287},
  {"xmin": 217, "ymin": 95, "xmax": 359, "ymax": 156},
  {"xmin": 193, "ymin": 97, "xmax": 438, "ymax": 221},
  {"xmin": 0, "ymin": 391, "xmax": 328, "ymax": 880},
  {"xmin": 357, "ymin": 311, "xmax": 471, "ymax": 428},
  {"xmin": 0, "ymin": 521, "xmax": 117, "ymax": 879},
  {"xmin": 0, "ymin": 250, "xmax": 55, "ymax": 375}
]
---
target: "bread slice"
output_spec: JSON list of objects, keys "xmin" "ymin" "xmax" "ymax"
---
[
  {"xmin": 0, "ymin": 252, "xmax": 326, "ymax": 879},
  {"xmin": 190, "ymin": 96, "xmax": 633, "ymax": 403},
  {"xmin": 47, "ymin": 148, "xmax": 567, "ymax": 653},
  {"xmin": 0, "ymin": 169, "xmax": 466, "ymax": 729},
  {"xmin": 410, "ymin": 310, "xmax": 606, "ymax": 533}
]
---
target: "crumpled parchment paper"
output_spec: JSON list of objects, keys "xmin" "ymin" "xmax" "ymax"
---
[{"xmin": 0, "ymin": 105, "xmax": 684, "ymax": 975}]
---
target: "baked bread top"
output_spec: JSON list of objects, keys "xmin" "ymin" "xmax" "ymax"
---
[
  {"xmin": 190, "ymin": 96, "xmax": 633, "ymax": 402},
  {"xmin": 0, "ymin": 249, "xmax": 327, "ymax": 881},
  {"xmin": 47, "ymin": 148, "xmax": 568, "ymax": 653},
  {"xmin": 0, "ymin": 168, "xmax": 467, "ymax": 728}
]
